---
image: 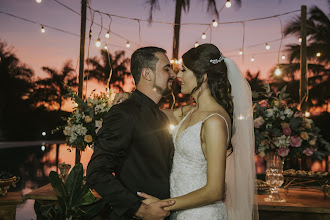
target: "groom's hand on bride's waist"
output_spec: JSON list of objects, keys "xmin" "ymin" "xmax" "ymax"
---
[{"xmin": 134, "ymin": 199, "xmax": 175, "ymax": 220}]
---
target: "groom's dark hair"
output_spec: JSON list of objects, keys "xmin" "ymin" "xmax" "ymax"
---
[{"xmin": 130, "ymin": 46, "xmax": 166, "ymax": 85}]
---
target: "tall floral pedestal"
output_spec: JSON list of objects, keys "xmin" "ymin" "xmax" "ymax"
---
[{"xmin": 264, "ymin": 153, "xmax": 286, "ymax": 202}]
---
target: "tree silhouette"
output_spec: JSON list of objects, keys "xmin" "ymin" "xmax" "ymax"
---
[
  {"xmin": 85, "ymin": 49, "xmax": 132, "ymax": 92},
  {"xmin": 30, "ymin": 60, "xmax": 77, "ymax": 114},
  {"xmin": 0, "ymin": 41, "xmax": 34, "ymax": 140}
]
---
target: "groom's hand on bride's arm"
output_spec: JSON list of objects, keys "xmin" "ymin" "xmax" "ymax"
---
[
  {"xmin": 134, "ymin": 200, "xmax": 175, "ymax": 220},
  {"xmin": 138, "ymin": 192, "xmax": 160, "ymax": 205}
]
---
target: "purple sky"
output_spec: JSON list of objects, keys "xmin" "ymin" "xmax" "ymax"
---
[{"xmin": 0, "ymin": 0, "xmax": 328, "ymax": 93}]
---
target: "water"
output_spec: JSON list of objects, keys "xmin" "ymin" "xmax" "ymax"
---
[{"xmin": 0, "ymin": 143, "xmax": 93, "ymax": 220}]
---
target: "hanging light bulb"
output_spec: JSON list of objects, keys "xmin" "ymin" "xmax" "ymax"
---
[
  {"xmin": 316, "ymin": 52, "xmax": 321, "ymax": 57},
  {"xmin": 105, "ymin": 31, "xmax": 110, "ymax": 39},
  {"xmin": 178, "ymin": 58, "xmax": 182, "ymax": 64},
  {"xmin": 170, "ymin": 59, "xmax": 174, "ymax": 64},
  {"xmin": 265, "ymin": 43, "xmax": 270, "ymax": 50},
  {"xmin": 195, "ymin": 42, "xmax": 199, "ymax": 48},
  {"xmin": 305, "ymin": 111, "xmax": 310, "ymax": 117},
  {"xmin": 201, "ymin": 33, "xmax": 206, "ymax": 39},
  {"xmin": 96, "ymin": 38, "xmax": 101, "ymax": 47},
  {"xmin": 126, "ymin": 41, "xmax": 130, "ymax": 48},
  {"xmin": 225, "ymin": 0, "xmax": 231, "ymax": 8},
  {"xmin": 239, "ymin": 49, "xmax": 243, "ymax": 55},
  {"xmin": 212, "ymin": 20, "xmax": 218, "ymax": 27},
  {"xmin": 41, "ymin": 26, "xmax": 45, "ymax": 33},
  {"xmin": 36, "ymin": 0, "xmax": 42, "ymax": 3},
  {"xmin": 274, "ymin": 66, "xmax": 282, "ymax": 76},
  {"xmin": 282, "ymin": 55, "xmax": 286, "ymax": 60},
  {"xmin": 251, "ymin": 57, "xmax": 255, "ymax": 62},
  {"xmin": 104, "ymin": 45, "xmax": 108, "ymax": 50},
  {"xmin": 299, "ymin": 37, "xmax": 302, "ymax": 43}
]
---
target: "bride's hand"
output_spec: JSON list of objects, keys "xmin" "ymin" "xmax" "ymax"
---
[
  {"xmin": 113, "ymin": 92, "xmax": 132, "ymax": 104},
  {"xmin": 137, "ymin": 192, "xmax": 160, "ymax": 205}
]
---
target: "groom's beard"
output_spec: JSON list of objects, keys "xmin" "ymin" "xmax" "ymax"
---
[{"xmin": 153, "ymin": 78, "xmax": 173, "ymax": 97}]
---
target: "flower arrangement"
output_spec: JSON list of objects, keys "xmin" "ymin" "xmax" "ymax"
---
[
  {"xmin": 61, "ymin": 87, "xmax": 112, "ymax": 151},
  {"xmin": 253, "ymin": 84, "xmax": 330, "ymax": 159}
]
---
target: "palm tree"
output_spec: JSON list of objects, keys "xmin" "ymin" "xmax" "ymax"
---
[
  {"xmin": 147, "ymin": 0, "xmax": 242, "ymax": 59},
  {"xmin": 0, "ymin": 41, "xmax": 34, "ymax": 140},
  {"xmin": 30, "ymin": 60, "xmax": 77, "ymax": 113},
  {"xmin": 284, "ymin": 5, "xmax": 330, "ymax": 64},
  {"xmin": 85, "ymin": 49, "xmax": 131, "ymax": 92}
]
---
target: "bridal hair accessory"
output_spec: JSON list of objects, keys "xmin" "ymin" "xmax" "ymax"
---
[{"xmin": 210, "ymin": 55, "xmax": 224, "ymax": 64}]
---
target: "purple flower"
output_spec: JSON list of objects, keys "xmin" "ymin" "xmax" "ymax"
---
[
  {"xmin": 277, "ymin": 148, "xmax": 290, "ymax": 157},
  {"xmin": 283, "ymin": 127, "xmax": 292, "ymax": 136},
  {"xmin": 290, "ymin": 136, "xmax": 302, "ymax": 147},
  {"xmin": 294, "ymin": 111, "xmax": 303, "ymax": 118},
  {"xmin": 303, "ymin": 148, "xmax": 314, "ymax": 156},
  {"xmin": 254, "ymin": 116, "xmax": 265, "ymax": 128}
]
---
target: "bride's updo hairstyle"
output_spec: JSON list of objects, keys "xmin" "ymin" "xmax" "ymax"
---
[{"xmin": 182, "ymin": 43, "xmax": 233, "ymax": 124}]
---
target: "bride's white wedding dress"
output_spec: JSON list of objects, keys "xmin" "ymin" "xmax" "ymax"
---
[{"xmin": 170, "ymin": 110, "xmax": 229, "ymax": 220}]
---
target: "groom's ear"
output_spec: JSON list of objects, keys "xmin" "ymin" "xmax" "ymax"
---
[
  {"xmin": 141, "ymin": 68, "xmax": 152, "ymax": 81},
  {"xmin": 203, "ymin": 74, "xmax": 208, "ymax": 82}
]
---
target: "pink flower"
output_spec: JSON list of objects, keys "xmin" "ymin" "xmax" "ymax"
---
[
  {"xmin": 303, "ymin": 148, "xmax": 314, "ymax": 156},
  {"xmin": 294, "ymin": 111, "xmax": 303, "ymax": 118},
  {"xmin": 290, "ymin": 136, "xmax": 302, "ymax": 147},
  {"xmin": 254, "ymin": 116, "xmax": 264, "ymax": 128},
  {"xmin": 259, "ymin": 100, "xmax": 268, "ymax": 107},
  {"xmin": 277, "ymin": 148, "xmax": 290, "ymax": 157},
  {"xmin": 283, "ymin": 127, "xmax": 292, "ymax": 136}
]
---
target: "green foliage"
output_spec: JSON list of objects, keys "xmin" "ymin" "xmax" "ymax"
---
[{"xmin": 35, "ymin": 163, "xmax": 105, "ymax": 220}]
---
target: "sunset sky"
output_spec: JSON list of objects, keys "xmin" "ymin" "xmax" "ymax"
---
[{"xmin": 1, "ymin": 0, "xmax": 328, "ymax": 98}]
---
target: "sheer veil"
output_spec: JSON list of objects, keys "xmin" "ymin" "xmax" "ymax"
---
[{"xmin": 224, "ymin": 57, "xmax": 259, "ymax": 220}]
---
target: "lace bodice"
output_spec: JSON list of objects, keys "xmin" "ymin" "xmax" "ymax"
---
[{"xmin": 170, "ymin": 111, "xmax": 228, "ymax": 220}]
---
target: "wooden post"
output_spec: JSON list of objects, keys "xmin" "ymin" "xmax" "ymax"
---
[
  {"xmin": 172, "ymin": 0, "xmax": 182, "ymax": 60},
  {"xmin": 76, "ymin": 0, "xmax": 87, "ymax": 164},
  {"xmin": 300, "ymin": 5, "xmax": 308, "ymax": 112}
]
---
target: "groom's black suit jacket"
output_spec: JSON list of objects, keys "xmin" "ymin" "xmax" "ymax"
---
[{"xmin": 86, "ymin": 90, "xmax": 174, "ymax": 220}]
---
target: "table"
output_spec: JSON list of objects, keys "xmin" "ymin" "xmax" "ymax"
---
[
  {"xmin": 26, "ymin": 185, "xmax": 330, "ymax": 220},
  {"xmin": 0, "ymin": 192, "xmax": 24, "ymax": 220},
  {"xmin": 258, "ymin": 188, "xmax": 330, "ymax": 220}
]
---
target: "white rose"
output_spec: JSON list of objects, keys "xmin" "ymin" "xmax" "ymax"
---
[
  {"xmin": 69, "ymin": 133, "xmax": 78, "ymax": 143},
  {"xmin": 266, "ymin": 123, "xmax": 273, "ymax": 129},
  {"xmin": 284, "ymin": 108, "xmax": 293, "ymax": 117},
  {"xmin": 72, "ymin": 124, "xmax": 87, "ymax": 136},
  {"xmin": 63, "ymin": 126, "xmax": 72, "ymax": 136},
  {"xmin": 266, "ymin": 109, "xmax": 274, "ymax": 117},
  {"xmin": 274, "ymin": 135, "xmax": 291, "ymax": 148}
]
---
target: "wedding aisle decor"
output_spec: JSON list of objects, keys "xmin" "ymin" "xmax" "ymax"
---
[
  {"xmin": 58, "ymin": 86, "xmax": 112, "ymax": 151},
  {"xmin": 253, "ymin": 84, "xmax": 330, "ymax": 202}
]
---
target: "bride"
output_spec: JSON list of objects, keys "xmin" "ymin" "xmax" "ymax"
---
[{"xmin": 138, "ymin": 44, "xmax": 258, "ymax": 220}]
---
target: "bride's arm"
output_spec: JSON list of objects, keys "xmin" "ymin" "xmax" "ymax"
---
[{"xmin": 141, "ymin": 116, "xmax": 228, "ymax": 211}]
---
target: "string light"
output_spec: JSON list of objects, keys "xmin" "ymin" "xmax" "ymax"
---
[
  {"xmin": 239, "ymin": 49, "xmax": 243, "ymax": 55},
  {"xmin": 305, "ymin": 111, "xmax": 310, "ymax": 117},
  {"xmin": 41, "ymin": 145, "xmax": 45, "ymax": 151},
  {"xmin": 42, "ymin": 131, "xmax": 46, "ymax": 136},
  {"xmin": 126, "ymin": 41, "xmax": 130, "ymax": 48},
  {"xmin": 282, "ymin": 55, "xmax": 286, "ymax": 59},
  {"xmin": 316, "ymin": 52, "xmax": 321, "ymax": 57},
  {"xmin": 178, "ymin": 58, "xmax": 182, "ymax": 64},
  {"xmin": 212, "ymin": 20, "xmax": 218, "ymax": 27},
  {"xmin": 225, "ymin": 0, "xmax": 232, "ymax": 8},
  {"xmin": 170, "ymin": 59, "xmax": 174, "ymax": 64},
  {"xmin": 105, "ymin": 31, "xmax": 110, "ymax": 38},
  {"xmin": 251, "ymin": 57, "xmax": 255, "ymax": 62},
  {"xmin": 195, "ymin": 42, "xmax": 199, "ymax": 47},
  {"xmin": 96, "ymin": 38, "xmax": 101, "ymax": 47},
  {"xmin": 201, "ymin": 33, "xmax": 206, "ymax": 39},
  {"xmin": 36, "ymin": 0, "xmax": 42, "ymax": 3},
  {"xmin": 265, "ymin": 43, "xmax": 270, "ymax": 50},
  {"xmin": 104, "ymin": 45, "xmax": 108, "ymax": 50},
  {"xmin": 89, "ymin": 30, "xmax": 92, "ymax": 38},
  {"xmin": 41, "ymin": 26, "xmax": 45, "ymax": 33},
  {"xmin": 274, "ymin": 66, "xmax": 282, "ymax": 76},
  {"xmin": 299, "ymin": 37, "xmax": 302, "ymax": 43}
]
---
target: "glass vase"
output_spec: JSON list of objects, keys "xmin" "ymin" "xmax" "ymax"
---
[{"xmin": 264, "ymin": 153, "xmax": 286, "ymax": 202}]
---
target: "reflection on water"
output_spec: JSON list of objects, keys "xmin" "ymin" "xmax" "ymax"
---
[
  {"xmin": 0, "ymin": 143, "xmax": 93, "ymax": 220},
  {"xmin": 0, "ymin": 143, "xmax": 328, "ymax": 219}
]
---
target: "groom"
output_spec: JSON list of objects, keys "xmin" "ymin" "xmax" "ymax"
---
[{"xmin": 86, "ymin": 47, "xmax": 176, "ymax": 220}]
